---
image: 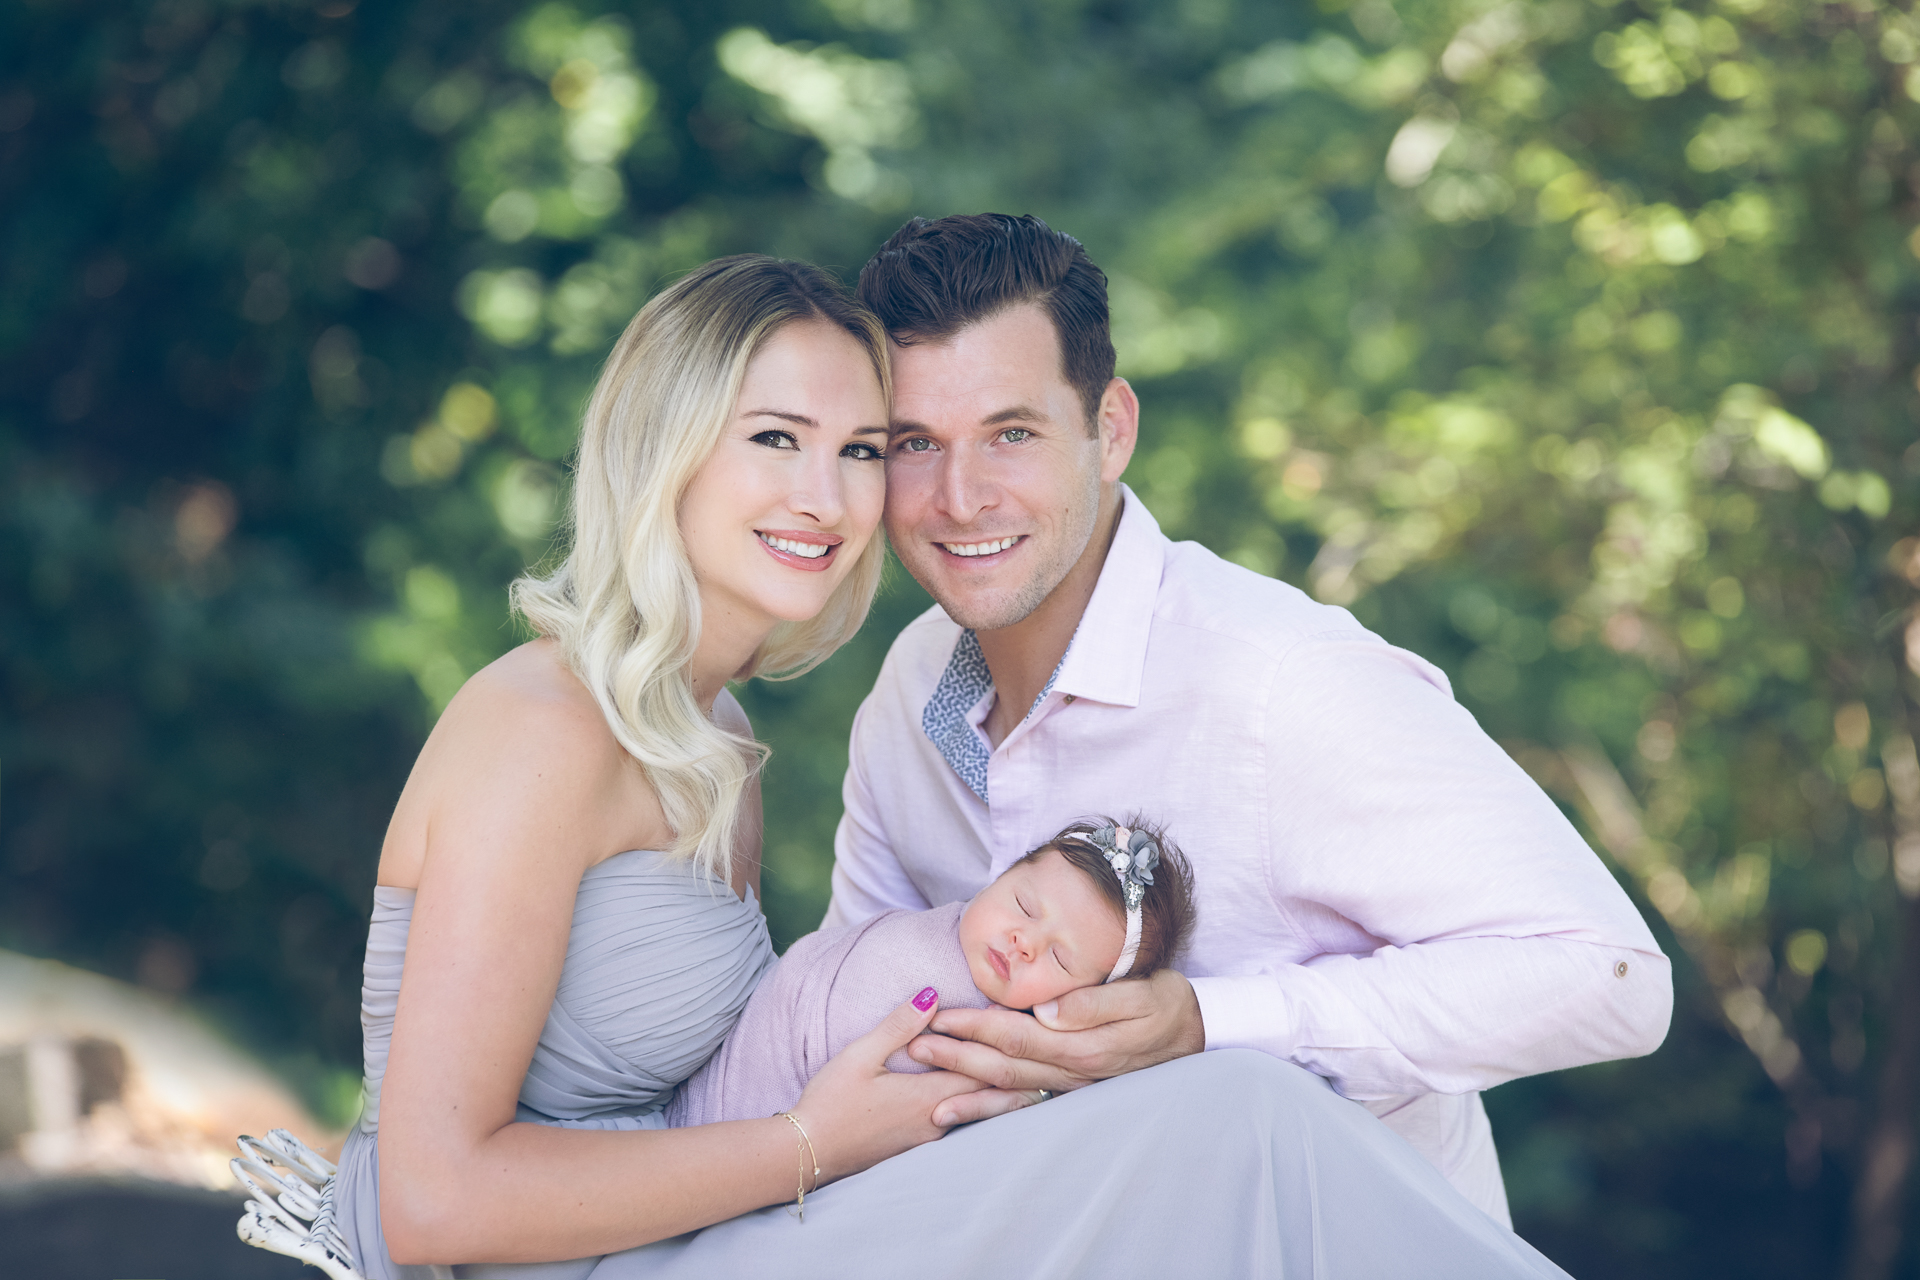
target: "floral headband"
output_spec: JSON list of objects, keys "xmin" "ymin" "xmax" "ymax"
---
[{"xmin": 1079, "ymin": 823, "xmax": 1159, "ymax": 983}]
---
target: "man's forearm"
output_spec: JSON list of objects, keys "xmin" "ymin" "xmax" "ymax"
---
[{"xmin": 1189, "ymin": 935, "xmax": 1674, "ymax": 1099}]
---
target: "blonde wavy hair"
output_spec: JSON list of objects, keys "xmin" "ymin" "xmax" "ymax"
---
[{"xmin": 512, "ymin": 256, "xmax": 891, "ymax": 882}]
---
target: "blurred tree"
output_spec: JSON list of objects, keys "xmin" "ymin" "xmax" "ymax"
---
[
  {"xmin": 3, "ymin": 0, "xmax": 1917, "ymax": 1275},
  {"xmin": 0, "ymin": 0, "xmax": 887, "ymax": 1121}
]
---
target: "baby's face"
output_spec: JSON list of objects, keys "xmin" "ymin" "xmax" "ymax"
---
[{"xmin": 958, "ymin": 849, "xmax": 1126, "ymax": 1010}]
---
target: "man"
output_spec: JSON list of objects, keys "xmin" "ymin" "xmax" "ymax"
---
[{"xmin": 823, "ymin": 213, "xmax": 1672, "ymax": 1223}]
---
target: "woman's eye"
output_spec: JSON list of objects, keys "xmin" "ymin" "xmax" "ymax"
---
[
  {"xmin": 840, "ymin": 440, "xmax": 883, "ymax": 461},
  {"xmin": 751, "ymin": 430, "xmax": 799, "ymax": 450}
]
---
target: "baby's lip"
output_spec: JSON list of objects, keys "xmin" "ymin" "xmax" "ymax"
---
[{"xmin": 986, "ymin": 946, "xmax": 1011, "ymax": 982}]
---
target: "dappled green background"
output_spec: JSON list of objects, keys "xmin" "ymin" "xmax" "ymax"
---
[{"xmin": 5, "ymin": 0, "xmax": 1920, "ymax": 1274}]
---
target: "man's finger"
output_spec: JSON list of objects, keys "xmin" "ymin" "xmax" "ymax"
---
[
  {"xmin": 926, "ymin": 1006, "xmax": 1043, "ymax": 1059},
  {"xmin": 925, "ymin": 1007, "xmax": 1110, "ymax": 1079},
  {"xmin": 906, "ymin": 1032, "xmax": 1068, "ymax": 1091},
  {"xmin": 913, "ymin": 1067, "xmax": 995, "ymax": 1106},
  {"xmin": 1033, "ymin": 971, "xmax": 1167, "ymax": 1032},
  {"xmin": 930, "ymin": 1087, "xmax": 1046, "ymax": 1127}
]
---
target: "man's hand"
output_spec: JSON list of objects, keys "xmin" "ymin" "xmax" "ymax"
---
[{"xmin": 907, "ymin": 968, "xmax": 1205, "ymax": 1125}]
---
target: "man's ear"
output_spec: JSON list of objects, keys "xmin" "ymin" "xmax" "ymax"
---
[{"xmin": 1094, "ymin": 377, "xmax": 1139, "ymax": 483}]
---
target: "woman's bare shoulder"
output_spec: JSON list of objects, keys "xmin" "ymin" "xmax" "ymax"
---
[
  {"xmin": 435, "ymin": 640, "xmax": 621, "ymax": 767},
  {"xmin": 379, "ymin": 641, "xmax": 664, "ymax": 886}
]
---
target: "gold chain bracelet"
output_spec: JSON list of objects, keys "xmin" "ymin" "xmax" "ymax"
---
[{"xmin": 775, "ymin": 1112, "xmax": 821, "ymax": 1222}]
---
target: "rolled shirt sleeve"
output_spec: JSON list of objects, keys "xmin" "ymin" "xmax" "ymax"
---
[{"xmin": 1193, "ymin": 632, "xmax": 1673, "ymax": 1100}]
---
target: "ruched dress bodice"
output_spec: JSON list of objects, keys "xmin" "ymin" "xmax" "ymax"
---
[{"xmin": 336, "ymin": 850, "xmax": 773, "ymax": 1278}]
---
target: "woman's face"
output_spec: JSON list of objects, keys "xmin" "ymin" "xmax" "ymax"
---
[
  {"xmin": 958, "ymin": 849, "xmax": 1125, "ymax": 1010},
  {"xmin": 679, "ymin": 319, "xmax": 888, "ymax": 641}
]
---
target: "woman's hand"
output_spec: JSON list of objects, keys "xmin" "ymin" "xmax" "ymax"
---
[{"xmin": 788, "ymin": 989, "xmax": 985, "ymax": 1183}]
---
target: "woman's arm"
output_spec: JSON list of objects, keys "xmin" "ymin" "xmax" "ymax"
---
[{"xmin": 376, "ymin": 647, "xmax": 975, "ymax": 1265}]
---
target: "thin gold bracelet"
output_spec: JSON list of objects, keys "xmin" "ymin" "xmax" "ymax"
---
[{"xmin": 775, "ymin": 1112, "xmax": 821, "ymax": 1221}]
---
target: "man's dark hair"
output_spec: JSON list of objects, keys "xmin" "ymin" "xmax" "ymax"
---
[{"xmin": 857, "ymin": 213, "xmax": 1116, "ymax": 427}]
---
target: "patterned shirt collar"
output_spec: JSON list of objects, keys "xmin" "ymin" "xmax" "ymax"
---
[
  {"xmin": 918, "ymin": 487, "xmax": 1163, "ymax": 802},
  {"xmin": 920, "ymin": 629, "xmax": 1066, "ymax": 803}
]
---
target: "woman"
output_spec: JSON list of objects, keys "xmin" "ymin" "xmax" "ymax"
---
[
  {"xmin": 335, "ymin": 255, "xmax": 977, "ymax": 1276},
  {"xmin": 332, "ymin": 256, "xmax": 1573, "ymax": 1279}
]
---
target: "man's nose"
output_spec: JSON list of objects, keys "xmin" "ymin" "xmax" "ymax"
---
[{"xmin": 934, "ymin": 444, "xmax": 996, "ymax": 525}]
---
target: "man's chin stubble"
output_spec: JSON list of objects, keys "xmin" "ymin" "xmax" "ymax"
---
[{"xmin": 929, "ymin": 572, "xmax": 1056, "ymax": 633}]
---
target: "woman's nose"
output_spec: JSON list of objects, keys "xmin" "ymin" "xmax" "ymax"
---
[{"xmin": 788, "ymin": 449, "xmax": 848, "ymax": 526}]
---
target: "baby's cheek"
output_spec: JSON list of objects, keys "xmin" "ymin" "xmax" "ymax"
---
[{"xmin": 1026, "ymin": 973, "xmax": 1082, "ymax": 1008}]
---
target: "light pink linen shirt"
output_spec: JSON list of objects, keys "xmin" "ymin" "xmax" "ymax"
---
[{"xmin": 824, "ymin": 488, "xmax": 1672, "ymax": 1223}]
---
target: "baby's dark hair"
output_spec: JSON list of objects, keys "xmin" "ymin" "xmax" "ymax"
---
[{"xmin": 1020, "ymin": 816, "xmax": 1196, "ymax": 979}]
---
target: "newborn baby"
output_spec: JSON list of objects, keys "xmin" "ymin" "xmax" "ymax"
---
[{"xmin": 667, "ymin": 818, "xmax": 1196, "ymax": 1127}]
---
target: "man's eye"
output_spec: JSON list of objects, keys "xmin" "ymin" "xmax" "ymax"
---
[
  {"xmin": 752, "ymin": 430, "xmax": 799, "ymax": 450},
  {"xmin": 1001, "ymin": 428, "xmax": 1032, "ymax": 444},
  {"xmin": 841, "ymin": 441, "xmax": 883, "ymax": 461},
  {"xmin": 893, "ymin": 436, "xmax": 935, "ymax": 455}
]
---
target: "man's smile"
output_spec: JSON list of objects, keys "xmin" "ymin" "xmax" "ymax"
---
[{"xmin": 937, "ymin": 535, "xmax": 1024, "ymax": 560}]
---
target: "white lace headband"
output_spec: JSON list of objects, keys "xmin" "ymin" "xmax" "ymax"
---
[{"xmin": 1082, "ymin": 823, "xmax": 1159, "ymax": 984}]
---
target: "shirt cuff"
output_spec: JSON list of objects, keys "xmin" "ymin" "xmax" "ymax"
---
[{"xmin": 1190, "ymin": 973, "xmax": 1297, "ymax": 1056}]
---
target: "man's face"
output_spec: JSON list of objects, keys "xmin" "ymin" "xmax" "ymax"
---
[{"xmin": 883, "ymin": 303, "xmax": 1106, "ymax": 632}]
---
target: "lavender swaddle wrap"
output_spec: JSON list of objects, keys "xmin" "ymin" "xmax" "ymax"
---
[{"xmin": 667, "ymin": 901, "xmax": 990, "ymax": 1127}]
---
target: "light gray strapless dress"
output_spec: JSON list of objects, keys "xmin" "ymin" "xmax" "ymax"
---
[{"xmin": 334, "ymin": 850, "xmax": 1573, "ymax": 1280}]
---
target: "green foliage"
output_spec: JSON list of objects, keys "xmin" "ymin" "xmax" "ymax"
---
[{"xmin": 4, "ymin": 0, "xmax": 1919, "ymax": 1273}]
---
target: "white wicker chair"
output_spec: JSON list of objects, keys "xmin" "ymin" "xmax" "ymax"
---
[{"xmin": 231, "ymin": 1128, "xmax": 366, "ymax": 1280}]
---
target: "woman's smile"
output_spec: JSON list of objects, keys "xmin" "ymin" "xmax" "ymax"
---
[{"xmin": 755, "ymin": 528, "xmax": 843, "ymax": 571}]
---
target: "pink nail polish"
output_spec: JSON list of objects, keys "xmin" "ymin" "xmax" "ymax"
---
[{"xmin": 913, "ymin": 986, "xmax": 938, "ymax": 1011}]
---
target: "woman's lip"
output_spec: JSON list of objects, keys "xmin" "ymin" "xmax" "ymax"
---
[
  {"xmin": 755, "ymin": 530, "xmax": 841, "ymax": 573},
  {"xmin": 986, "ymin": 946, "xmax": 1011, "ymax": 982},
  {"xmin": 759, "ymin": 528, "xmax": 843, "ymax": 545}
]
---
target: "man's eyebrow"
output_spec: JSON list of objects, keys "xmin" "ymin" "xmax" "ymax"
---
[{"xmin": 886, "ymin": 405, "xmax": 1048, "ymax": 436}]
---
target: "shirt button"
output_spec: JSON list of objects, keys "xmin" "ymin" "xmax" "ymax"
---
[
  {"xmin": 1614, "ymin": 961, "xmax": 1629, "ymax": 978},
  {"xmin": 1063, "ymin": 694, "xmax": 1076, "ymax": 704}
]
